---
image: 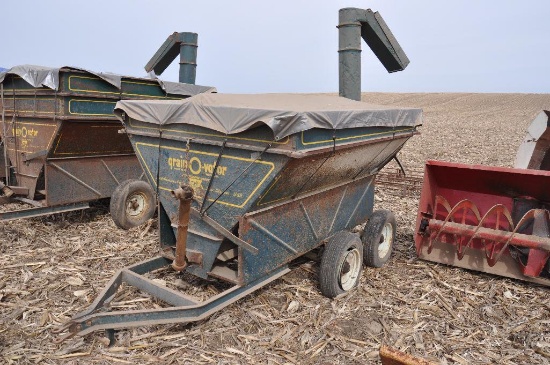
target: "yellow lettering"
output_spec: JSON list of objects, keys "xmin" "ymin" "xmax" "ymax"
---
[
  {"xmin": 189, "ymin": 157, "xmax": 201, "ymax": 175},
  {"xmin": 189, "ymin": 176, "xmax": 203, "ymax": 191},
  {"xmin": 166, "ymin": 155, "xmax": 228, "ymax": 176},
  {"xmin": 10, "ymin": 127, "xmax": 38, "ymax": 139}
]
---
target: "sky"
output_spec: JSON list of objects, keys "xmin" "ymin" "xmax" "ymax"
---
[{"xmin": 2, "ymin": 1, "xmax": 550, "ymax": 94}]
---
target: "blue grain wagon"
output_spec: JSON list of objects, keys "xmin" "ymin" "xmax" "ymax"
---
[{"xmin": 55, "ymin": 92, "xmax": 421, "ymax": 341}]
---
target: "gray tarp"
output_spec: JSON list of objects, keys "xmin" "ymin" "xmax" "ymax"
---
[
  {"xmin": 0, "ymin": 65, "xmax": 216, "ymax": 96},
  {"xmin": 115, "ymin": 93, "xmax": 422, "ymax": 140},
  {"xmin": 0, "ymin": 65, "xmax": 61, "ymax": 89}
]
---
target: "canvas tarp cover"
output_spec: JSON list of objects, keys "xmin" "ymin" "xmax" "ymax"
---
[
  {"xmin": 115, "ymin": 93, "xmax": 422, "ymax": 140},
  {"xmin": 0, "ymin": 65, "xmax": 216, "ymax": 96}
]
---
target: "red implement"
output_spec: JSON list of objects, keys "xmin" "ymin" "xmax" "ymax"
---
[{"xmin": 415, "ymin": 160, "xmax": 550, "ymax": 285}]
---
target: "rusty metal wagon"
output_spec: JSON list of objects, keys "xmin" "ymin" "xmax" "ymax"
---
[
  {"xmin": 0, "ymin": 65, "xmax": 214, "ymax": 225},
  {"xmin": 53, "ymin": 92, "xmax": 421, "ymax": 341}
]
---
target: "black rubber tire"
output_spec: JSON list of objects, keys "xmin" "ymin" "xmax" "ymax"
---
[
  {"xmin": 110, "ymin": 179, "xmax": 157, "ymax": 230},
  {"xmin": 361, "ymin": 210, "xmax": 396, "ymax": 268},
  {"xmin": 319, "ymin": 231, "xmax": 364, "ymax": 298}
]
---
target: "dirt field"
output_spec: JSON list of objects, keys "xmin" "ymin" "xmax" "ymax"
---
[{"xmin": 1, "ymin": 93, "xmax": 550, "ymax": 364}]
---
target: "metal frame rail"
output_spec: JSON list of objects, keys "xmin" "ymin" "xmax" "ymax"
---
[{"xmin": 53, "ymin": 256, "xmax": 289, "ymax": 343}]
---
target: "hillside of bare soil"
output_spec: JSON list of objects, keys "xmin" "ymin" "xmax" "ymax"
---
[{"xmin": 1, "ymin": 93, "xmax": 550, "ymax": 364}]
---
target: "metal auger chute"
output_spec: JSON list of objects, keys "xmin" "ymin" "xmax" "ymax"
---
[{"xmin": 416, "ymin": 160, "xmax": 550, "ymax": 285}]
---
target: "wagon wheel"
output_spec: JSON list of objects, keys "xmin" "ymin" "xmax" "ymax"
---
[
  {"xmin": 319, "ymin": 231, "xmax": 363, "ymax": 298},
  {"xmin": 361, "ymin": 210, "xmax": 396, "ymax": 268},
  {"xmin": 110, "ymin": 179, "xmax": 157, "ymax": 230}
]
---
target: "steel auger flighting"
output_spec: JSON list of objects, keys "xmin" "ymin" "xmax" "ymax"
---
[{"xmin": 416, "ymin": 160, "xmax": 550, "ymax": 285}]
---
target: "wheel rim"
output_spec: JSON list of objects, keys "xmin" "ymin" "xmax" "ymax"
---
[
  {"xmin": 378, "ymin": 222, "xmax": 393, "ymax": 258},
  {"xmin": 126, "ymin": 192, "xmax": 147, "ymax": 217},
  {"xmin": 339, "ymin": 247, "xmax": 362, "ymax": 291}
]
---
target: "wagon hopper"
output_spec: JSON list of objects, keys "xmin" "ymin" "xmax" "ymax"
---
[
  {"xmin": 54, "ymin": 7, "xmax": 419, "ymax": 341},
  {"xmin": 52, "ymin": 93, "xmax": 421, "ymax": 340},
  {"xmin": 0, "ymin": 65, "xmax": 214, "ymax": 223}
]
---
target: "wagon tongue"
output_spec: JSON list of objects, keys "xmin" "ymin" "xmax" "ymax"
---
[{"xmin": 415, "ymin": 160, "xmax": 550, "ymax": 285}]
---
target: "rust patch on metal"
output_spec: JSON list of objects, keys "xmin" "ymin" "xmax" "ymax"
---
[
  {"xmin": 376, "ymin": 167, "xmax": 423, "ymax": 197},
  {"xmin": 186, "ymin": 250, "xmax": 203, "ymax": 266},
  {"xmin": 379, "ymin": 344, "xmax": 435, "ymax": 365}
]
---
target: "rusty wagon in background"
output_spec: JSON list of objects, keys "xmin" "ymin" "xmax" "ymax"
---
[{"xmin": 0, "ymin": 65, "xmax": 214, "ymax": 226}]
